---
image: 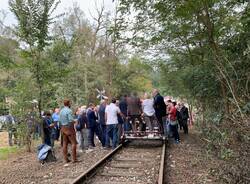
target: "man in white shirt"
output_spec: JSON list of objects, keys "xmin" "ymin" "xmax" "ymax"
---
[
  {"xmin": 105, "ymin": 98, "xmax": 123, "ymax": 149},
  {"xmin": 142, "ymin": 93, "xmax": 155, "ymax": 132}
]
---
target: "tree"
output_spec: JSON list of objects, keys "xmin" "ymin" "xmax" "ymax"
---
[{"xmin": 9, "ymin": 0, "xmax": 60, "ymax": 116}]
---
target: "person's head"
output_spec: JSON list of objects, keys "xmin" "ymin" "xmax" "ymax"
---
[
  {"xmin": 152, "ymin": 89, "xmax": 159, "ymax": 97},
  {"xmin": 131, "ymin": 92, "xmax": 137, "ymax": 97},
  {"xmin": 80, "ymin": 106, "xmax": 86, "ymax": 113},
  {"xmin": 172, "ymin": 101, "xmax": 177, "ymax": 107},
  {"xmin": 116, "ymin": 100, "xmax": 119, "ymax": 106},
  {"xmin": 54, "ymin": 108, "xmax": 60, "ymax": 113},
  {"xmin": 45, "ymin": 111, "xmax": 51, "ymax": 117},
  {"xmin": 64, "ymin": 99, "xmax": 71, "ymax": 107},
  {"xmin": 111, "ymin": 98, "xmax": 116, "ymax": 104},
  {"xmin": 180, "ymin": 102, "xmax": 185, "ymax": 107},
  {"xmin": 167, "ymin": 99, "xmax": 172, "ymax": 105},
  {"xmin": 121, "ymin": 94, "xmax": 127, "ymax": 101},
  {"xmin": 100, "ymin": 99, "xmax": 108, "ymax": 105},
  {"xmin": 144, "ymin": 92, "xmax": 151, "ymax": 99},
  {"xmin": 89, "ymin": 103, "xmax": 95, "ymax": 110}
]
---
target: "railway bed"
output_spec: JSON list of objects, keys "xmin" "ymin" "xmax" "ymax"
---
[{"xmin": 71, "ymin": 140, "xmax": 166, "ymax": 184}]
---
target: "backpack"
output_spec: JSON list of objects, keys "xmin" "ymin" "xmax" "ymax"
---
[{"xmin": 37, "ymin": 144, "xmax": 56, "ymax": 163}]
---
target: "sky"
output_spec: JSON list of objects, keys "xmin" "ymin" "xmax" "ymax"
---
[{"xmin": 1, "ymin": 0, "xmax": 116, "ymax": 26}]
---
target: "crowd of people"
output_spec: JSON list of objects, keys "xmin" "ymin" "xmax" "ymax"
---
[{"xmin": 41, "ymin": 89, "xmax": 190, "ymax": 163}]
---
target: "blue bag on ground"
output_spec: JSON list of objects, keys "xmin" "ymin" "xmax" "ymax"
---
[{"xmin": 37, "ymin": 144, "xmax": 56, "ymax": 162}]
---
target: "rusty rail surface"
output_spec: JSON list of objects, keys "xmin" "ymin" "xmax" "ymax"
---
[{"xmin": 158, "ymin": 141, "xmax": 166, "ymax": 184}]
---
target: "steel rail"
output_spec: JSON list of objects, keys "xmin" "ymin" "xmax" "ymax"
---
[
  {"xmin": 71, "ymin": 139, "xmax": 166, "ymax": 184},
  {"xmin": 158, "ymin": 140, "xmax": 166, "ymax": 184},
  {"xmin": 71, "ymin": 143, "xmax": 124, "ymax": 184}
]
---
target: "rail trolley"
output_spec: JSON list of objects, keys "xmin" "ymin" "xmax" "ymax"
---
[{"xmin": 123, "ymin": 117, "xmax": 166, "ymax": 143}]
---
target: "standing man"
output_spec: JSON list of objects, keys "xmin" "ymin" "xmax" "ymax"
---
[
  {"xmin": 52, "ymin": 108, "xmax": 60, "ymax": 141},
  {"xmin": 152, "ymin": 89, "xmax": 166, "ymax": 134},
  {"xmin": 43, "ymin": 111, "xmax": 54, "ymax": 147},
  {"xmin": 127, "ymin": 92, "xmax": 143, "ymax": 134},
  {"xmin": 119, "ymin": 95, "xmax": 130, "ymax": 131},
  {"xmin": 87, "ymin": 103, "xmax": 104, "ymax": 148},
  {"xmin": 98, "ymin": 99, "xmax": 108, "ymax": 147},
  {"xmin": 105, "ymin": 98, "xmax": 123, "ymax": 149},
  {"xmin": 59, "ymin": 99, "xmax": 78, "ymax": 163},
  {"xmin": 6, "ymin": 114, "xmax": 15, "ymax": 146},
  {"xmin": 180, "ymin": 102, "xmax": 189, "ymax": 134}
]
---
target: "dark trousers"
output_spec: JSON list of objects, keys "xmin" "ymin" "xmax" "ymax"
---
[
  {"xmin": 124, "ymin": 117, "xmax": 131, "ymax": 131},
  {"xmin": 106, "ymin": 124, "xmax": 118, "ymax": 149},
  {"xmin": 88, "ymin": 125, "xmax": 104, "ymax": 147},
  {"xmin": 182, "ymin": 119, "xmax": 188, "ymax": 134},
  {"xmin": 170, "ymin": 124, "xmax": 180, "ymax": 141},
  {"xmin": 156, "ymin": 115, "xmax": 166, "ymax": 133},
  {"xmin": 44, "ymin": 133, "xmax": 51, "ymax": 146}
]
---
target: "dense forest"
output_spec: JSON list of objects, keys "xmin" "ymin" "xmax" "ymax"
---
[{"xmin": 0, "ymin": 0, "xmax": 249, "ymax": 183}]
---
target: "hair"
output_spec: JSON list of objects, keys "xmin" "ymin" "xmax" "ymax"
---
[
  {"xmin": 131, "ymin": 91, "xmax": 137, "ymax": 97},
  {"xmin": 144, "ymin": 92, "xmax": 151, "ymax": 99},
  {"xmin": 111, "ymin": 98, "xmax": 116, "ymax": 103},
  {"xmin": 172, "ymin": 101, "xmax": 177, "ymax": 106},
  {"xmin": 64, "ymin": 99, "xmax": 70, "ymax": 106},
  {"xmin": 89, "ymin": 103, "xmax": 94, "ymax": 107},
  {"xmin": 44, "ymin": 111, "xmax": 51, "ymax": 116},
  {"xmin": 167, "ymin": 99, "xmax": 172, "ymax": 103}
]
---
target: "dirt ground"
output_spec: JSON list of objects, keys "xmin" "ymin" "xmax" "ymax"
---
[
  {"xmin": 165, "ymin": 128, "xmax": 221, "ymax": 184},
  {"xmin": 0, "ymin": 129, "xmax": 222, "ymax": 184},
  {"xmin": 0, "ymin": 131, "xmax": 9, "ymax": 147},
  {"xmin": 0, "ymin": 140, "xmax": 110, "ymax": 184}
]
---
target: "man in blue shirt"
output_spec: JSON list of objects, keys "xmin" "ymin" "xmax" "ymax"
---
[
  {"xmin": 52, "ymin": 108, "xmax": 60, "ymax": 141},
  {"xmin": 59, "ymin": 99, "xmax": 78, "ymax": 163}
]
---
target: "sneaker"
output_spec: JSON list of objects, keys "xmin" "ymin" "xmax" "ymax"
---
[
  {"xmin": 148, "ymin": 133, "xmax": 154, "ymax": 138},
  {"xmin": 72, "ymin": 160, "xmax": 81, "ymax": 163},
  {"xmin": 77, "ymin": 150, "xmax": 84, "ymax": 153},
  {"xmin": 85, "ymin": 149, "xmax": 94, "ymax": 153},
  {"xmin": 103, "ymin": 147, "xmax": 111, "ymax": 150},
  {"xmin": 63, "ymin": 163, "xmax": 70, "ymax": 167}
]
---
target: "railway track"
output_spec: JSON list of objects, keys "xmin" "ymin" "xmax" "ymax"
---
[{"xmin": 71, "ymin": 140, "xmax": 166, "ymax": 184}]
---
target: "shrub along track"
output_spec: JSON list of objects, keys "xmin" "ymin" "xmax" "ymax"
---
[{"xmin": 71, "ymin": 140, "xmax": 166, "ymax": 184}]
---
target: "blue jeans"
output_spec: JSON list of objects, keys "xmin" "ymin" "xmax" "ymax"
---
[
  {"xmin": 106, "ymin": 124, "xmax": 118, "ymax": 149},
  {"xmin": 170, "ymin": 123, "xmax": 179, "ymax": 141},
  {"xmin": 100, "ymin": 124, "xmax": 109, "ymax": 147},
  {"xmin": 124, "ymin": 119, "xmax": 131, "ymax": 132}
]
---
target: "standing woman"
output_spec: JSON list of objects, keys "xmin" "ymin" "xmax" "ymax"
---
[{"xmin": 168, "ymin": 101, "xmax": 180, "ymax": 144}]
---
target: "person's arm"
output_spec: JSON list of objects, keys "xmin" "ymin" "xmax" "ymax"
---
[
  {"xmin": 186, "ymin": 107, "xmax": 189, "ymax": 119},
  {"xmin": 117, "ymin": 107, "xmax": 124, "ymax": 118},
  {"xmin": 105, "ymin": 112, "xmax": 107, "ymax": 124},
  {"xmin": 68, "ymin": 109, "xmax": 74, "ymax": 123},
  {"xmin": 105, "ymin": 107, "xmax": 108, "ymax": 124}
]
